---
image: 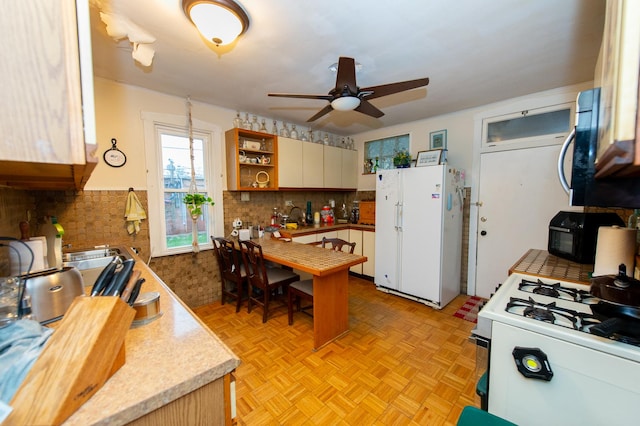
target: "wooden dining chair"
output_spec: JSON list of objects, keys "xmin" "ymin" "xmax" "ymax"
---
[
  {"xmin": 212, "ymin": 236, "xmax": 247, "ymax": 312},
  {"xmin": 287, "ymin": 237, "xmax": 356, "ymax": 325},
  {"xmin": 239, "ymin": 239, "xmax": 300, "ymax": 323}
]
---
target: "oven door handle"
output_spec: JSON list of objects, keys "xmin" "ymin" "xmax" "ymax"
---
[{"xmin": 557, "ymin": 127, "xmax": 576, "ymax": 194}]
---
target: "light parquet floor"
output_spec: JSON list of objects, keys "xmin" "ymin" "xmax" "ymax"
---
[{"xmin": 194, "ymin": 276, "xmax": 481, "ymax": 425}]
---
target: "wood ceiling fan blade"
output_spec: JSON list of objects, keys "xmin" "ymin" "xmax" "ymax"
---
[
  {"xmin": 360, "ymin": 77, "xmax": 429, "ymax": 101},
  {"xmin": 307, "ymin": 104, "xmax": 334, "ymax": 122},
  {"xmin": 335, "ymin": 57, "xmax": 358, "ymax": 95},
  {"xmin": 268, "ymin": 93, "xmax": 333, "ymax": 101},
  {"xmin": 355, "ymin": 99, "xmax": 384, "ymax": 118}
]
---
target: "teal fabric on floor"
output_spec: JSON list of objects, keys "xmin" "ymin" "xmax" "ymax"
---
[{"xmin": 457, "ymin": 406, "xmax": 517, "ymax": 426}]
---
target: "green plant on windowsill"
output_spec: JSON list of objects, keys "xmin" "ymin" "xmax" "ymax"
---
[
  {"xmin": 393, "ymin": 150, "xmax": 412, "ymax": 168},
  {"xmin": 183, "ymin": 193, "xmax": 214, "ymax": 218}
]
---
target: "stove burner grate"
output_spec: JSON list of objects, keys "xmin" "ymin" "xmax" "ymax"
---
[
  {"xmin": 505, "ymin": 297, "xmax": 599, "ymax": 330},
  {"xmin": 519, "ymin": 279, "xmax": 598, "ymax": 304}
]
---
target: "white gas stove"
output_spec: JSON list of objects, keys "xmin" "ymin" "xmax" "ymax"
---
[{"xmin": 473, "ymin": 272, "xmax": 640, "ymax": 426}]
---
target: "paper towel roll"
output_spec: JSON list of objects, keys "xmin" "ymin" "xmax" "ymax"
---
[
  {"xmin": 9, "ymin": 239, "xmax": 47, "ymax": 275},
  {"xmin": 593, "ymin": 226, "xmax": 636, "ymax": 277}
]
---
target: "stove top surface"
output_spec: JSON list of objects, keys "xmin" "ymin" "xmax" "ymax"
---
[{"xmin": 477, "ymin": 273, "xmax": 640, "ymax": 362}]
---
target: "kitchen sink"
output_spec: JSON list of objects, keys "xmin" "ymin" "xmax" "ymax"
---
[{"xmin": 62, "ymin": 247, "xmax": 132, "ymax": 287}]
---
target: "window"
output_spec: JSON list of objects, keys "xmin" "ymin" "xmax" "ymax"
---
[
  {"xmin": 364, "ymin": 134, "xmax": 410, "ymax": 172},
  {"xmin": 143, "ymin": 112, "xmax": 224, "ymax": 257},
  {"xmin": 481, "ymin": 103, "xmax": 573, "ymax": 151}
]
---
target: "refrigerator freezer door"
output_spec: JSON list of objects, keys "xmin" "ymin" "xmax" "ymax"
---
[
  {"xmin": 400, "ymin": 166, "xmax": 445, "ymax": 302},
  {"xmin": 375, "ymin": 170, "xmax": 401, "ymax": 290}
]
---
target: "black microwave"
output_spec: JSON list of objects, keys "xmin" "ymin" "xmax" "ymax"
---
[
  {"xmin": 548, "ymin": 211, "xmax": 624, "ymax": 264},
  {"xmin": 558, "ymin": 88, "xmax": 640, "ymax": 208}
]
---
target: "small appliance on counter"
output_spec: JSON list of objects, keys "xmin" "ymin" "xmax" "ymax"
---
[
  {"xmin": 25, "ymin": 267, "xmax": 84, "ymax": 324},
  {"xmin": 547, "ymin": 211, "xmax": 624, "ymax": 264}
]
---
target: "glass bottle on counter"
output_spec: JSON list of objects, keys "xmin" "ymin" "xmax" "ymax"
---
[{"xmin": 305, "ymin": 201, "xmax": 313, "ymax": 225}]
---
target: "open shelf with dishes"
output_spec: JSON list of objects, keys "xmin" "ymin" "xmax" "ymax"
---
[{"xmin": 225, "ymin": 128, "xmax": 278, "ymax": 190}]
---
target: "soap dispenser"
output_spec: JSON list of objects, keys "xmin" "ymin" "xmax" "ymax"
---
[{"xmin": 42, "ymin": 216, "xmax": 64, "ymax": 269}]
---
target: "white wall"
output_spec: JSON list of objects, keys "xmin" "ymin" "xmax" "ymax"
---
[
  {"xmin": 86, "ymin": 77, "xmax": 236, "ymax": 190},
  {"xmin": 353, "ymin": 81, "xmax": 594, "ymax": 191},
  {"xmin": 88, "ymin": 77, "xmax": 592, "ymax": 192}
]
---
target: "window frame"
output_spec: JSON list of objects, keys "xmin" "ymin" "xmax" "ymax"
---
[
  {"xmin": 142, "ymin": 111, "xmax": 224, "ymax": 257},
  {"xmin": 364, "ymin": 133, "xmax": 411, "ymax": 172}
]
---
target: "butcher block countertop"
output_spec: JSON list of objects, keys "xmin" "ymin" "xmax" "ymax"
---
[
  {"xmin": 509, "ymin": 249, "xmax": 593, "ymax": 285},
  {"xmin": 59, "ymin": 248, "xmax": 240, "ymax": 425}
]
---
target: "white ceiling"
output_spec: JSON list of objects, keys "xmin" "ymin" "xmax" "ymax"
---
[{"xmin": 89, "ymin": 0, "xmax": 605, "ymax": 136}]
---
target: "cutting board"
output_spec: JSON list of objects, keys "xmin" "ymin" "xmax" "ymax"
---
[{"xmin": 358, "ymin": 201, "xmax": 376, "ymax": 225}]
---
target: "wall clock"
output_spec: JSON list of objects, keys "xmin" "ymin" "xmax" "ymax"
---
[{"xmin": 103, "ymin": 138, "xmax": 127, "ymax": 167}]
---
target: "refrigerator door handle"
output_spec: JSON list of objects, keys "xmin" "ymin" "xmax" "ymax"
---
[{"xmin": 395, "ymin": 202, "xmax": 403, "ymax": 231}]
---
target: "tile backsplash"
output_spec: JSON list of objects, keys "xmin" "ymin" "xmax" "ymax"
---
[{"xmin": 0, "ymin": 186, "xmax": 473, "ymax": 307}]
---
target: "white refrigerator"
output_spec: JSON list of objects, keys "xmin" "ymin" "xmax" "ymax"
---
[{"xmin": 374, "ymin": 165, "xmax": 464, "ymax": 309}]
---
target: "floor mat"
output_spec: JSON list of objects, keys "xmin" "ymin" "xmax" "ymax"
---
[{"xmin": 453, "ymin": 296, "xmax": 484, "ymax": 323}]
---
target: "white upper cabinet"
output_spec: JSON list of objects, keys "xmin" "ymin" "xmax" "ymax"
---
[
  {"xmin": 341, "ymin": 149, "xmax": 358, "ymax": 189},
  {"xmin": 278, "ymin": 137, "xmax": 355, "ymax": 189},
  {"xmin": 323, "ymin": 145, "xmax": 343, "ymax": 188},
  {"xmin": 303, "ymin": 143, "xmax": 324, "ymax": 188},
  {"xmin": 278, "ymin": 137, "xmax": 303, "ymax": 187}
]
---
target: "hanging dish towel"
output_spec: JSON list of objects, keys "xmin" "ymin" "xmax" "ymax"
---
[{"xmin": 124, "ymin": 190, "xmax": 147, "ymax": 235}]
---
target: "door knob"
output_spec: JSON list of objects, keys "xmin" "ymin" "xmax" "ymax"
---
[
  {"xmin": 480, "ymin": 217, "xmax": 487, "ymax": 222},
  {"xmin": 481, "ymin": 230, "xmax": 487, "ymax": 236}
]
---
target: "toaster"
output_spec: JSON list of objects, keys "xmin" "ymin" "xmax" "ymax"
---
[{"xmin": 24, "ymin": 267, "xmax": 85, "ymax": 324}]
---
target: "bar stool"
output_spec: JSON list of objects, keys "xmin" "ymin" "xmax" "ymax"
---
[{"xmin": 287, "ymin": 237, "xmax": 355, "ymax": 325}]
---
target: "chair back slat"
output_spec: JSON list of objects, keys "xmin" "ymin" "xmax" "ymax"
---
[
  {"xmin": 239, "ymin": 239, "xmax": 269, "ymax": 291},
  {"xmin": 321, "ymin": 237, "xmax": 356, "ymax": 254}
]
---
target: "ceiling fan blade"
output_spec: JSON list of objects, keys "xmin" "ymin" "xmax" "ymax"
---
[
  {"xmin": 307, "ymin": 104, "xmax": 334, "ymax": 122},
  {"xmin": 335, "ymin": 57, "xmax": 358, "ymax": 95},
  {"xmin": 360, "ymin": 77, "xmax": 429, "ymax": 101},
  {"xmin": 354, "ymin": 99, "xmax": 384, "ymax": 118},
  {"xmin": 268, "ymin": 93, "xmax": 333, "ymax": 101}
]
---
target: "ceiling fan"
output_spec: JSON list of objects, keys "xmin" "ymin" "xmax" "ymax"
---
[{"xmin": 268, "ymin": 56, "xmax": 429, "ymax": 122}]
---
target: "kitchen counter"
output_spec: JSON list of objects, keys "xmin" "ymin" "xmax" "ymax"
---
[
  {"xmin": 60, "ymin": 248, "xmax": 240, "ymax": 425},
  {"xmin": 509, "ymin": 249, "xmax": 593, "ymax": 285},
  {"xmin": 279, "ymin": 222, "xmax": 375, "ymax": 238}
]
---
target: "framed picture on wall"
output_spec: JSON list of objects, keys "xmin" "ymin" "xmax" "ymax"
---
[
  {"xmin": 429, "ymin": 129, "xmax": 447, "ymax": 150},
  {"xmin": 416, "ymin": 149, "xmax": 443, "ymax": 167}
]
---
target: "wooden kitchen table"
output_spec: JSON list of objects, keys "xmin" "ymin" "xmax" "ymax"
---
[{"xmin": 251, "ymin": 237, "xmax": 367, "ymax": 350}]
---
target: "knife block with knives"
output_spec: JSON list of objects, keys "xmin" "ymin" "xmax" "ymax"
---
[{"xmin": 6, "ymin": 295, "xmax": 136, "ymax": 425}]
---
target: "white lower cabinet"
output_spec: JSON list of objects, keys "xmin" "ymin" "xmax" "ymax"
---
[
  {"xmin": 349, "ymin": 230, "xmax": 363, "ymax": 274},
  {"xmin": 348, "ymin": 229, "xmax": 375, "ymax": 277},
  {"xmin": 362, "ymin": 230, "xmax": 375, "ymax": 277}
]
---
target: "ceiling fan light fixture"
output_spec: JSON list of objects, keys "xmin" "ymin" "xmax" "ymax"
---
[
  {"xmin": 182, "ymin": 0, "xmax": 249, "ymax": 46},
  {"xmin": 331, "ymin": 96, "xmax": 361, "ymax": 111}
]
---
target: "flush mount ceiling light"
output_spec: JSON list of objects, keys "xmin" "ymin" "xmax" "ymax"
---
[{"xmin": 182, "ymin": 0, "xmax": 249, "ymax": 46}]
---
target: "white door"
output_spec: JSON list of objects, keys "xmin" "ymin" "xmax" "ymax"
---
[{"xmin": 475, "ymin": 144, "xmax": 576, "ymax": 298}]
